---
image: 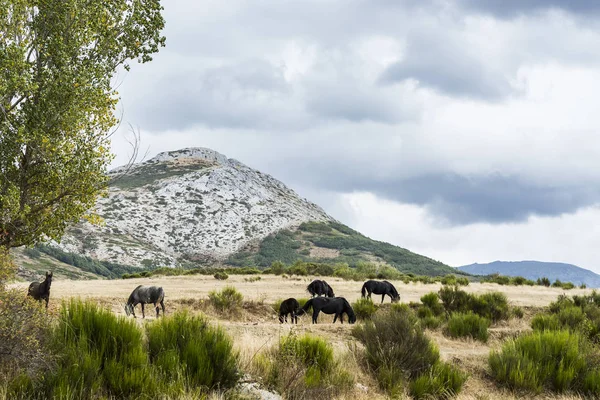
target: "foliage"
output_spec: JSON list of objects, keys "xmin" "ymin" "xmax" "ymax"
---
[
  {"xmin": 352, "ymin": 298, "xmax": 378, "ymax": 320},
  {"xmin": 538, "ymin": 277, "xmax": 551, "ymax": 287},
  {"xmin": 511, "ymin": 306, "xmax": 524, "ymax": 319},
  {"xmin": 253, "ymin": 333, "xmax": 353, "ymax": 400},
  {"xmin": 0, "ymin": 289, "xmax": 51, "ymax": 381},
  {"xmin": 0, "ymin": 247, "xmax": 16, "ymax": 285},
  {"xmin": 445, "ymin": 312, "xmax": 490, "ymax": 342},
  {"xmin": 214, "ymin": 272, "xmax": 229, "ymax": 280},
  {"xmin": 227, "ymin": 221, "xmax": 461, "ymax": 276},
  {"xmin": 352, "ymin": 304, "xmax": 465, "ymax": 397},
  {"xmin": 439, "ymin": 286, "xmax": 510, "ymax": 322},
  {"xmin": 36, "ymin": 244, "xmax": 138, "ymax": 278},
  {"xmin": 489, "ymin": 330, "xmax": 600, "ymax": 395},
  {"xmin": 438, "ymin": 285, "xmax": 472, "ymax": 314},
  {"xmin": 146, "ymin": 310, "xmax": 240, "ymax": 390},
  {"xmin": 420, "ymin": 292, "xmax": 445, "ymax": 316},
  {"xmin": 0, "ymin": 0, "xmax": 165, "ymax": 249},
  {"xmin": 409, "ymin": 362, "xmax": 468, "ymax": 400},
  {"xmin": 39, "ymin": 299, "xmax": 154, "ymax": 399},
  {"xmin": 208, "ymin": 286, "xmax": 243, "ymax": 314}
]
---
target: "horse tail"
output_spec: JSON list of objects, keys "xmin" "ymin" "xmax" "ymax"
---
[
  {"xmin": 158, "ymin": 287, "xmax": 165, "ymax": 301},
  {"xmin": 361, "ymin": 282, "xmax": 367, "ymax": 298}
]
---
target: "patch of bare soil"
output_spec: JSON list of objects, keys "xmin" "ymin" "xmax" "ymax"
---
[{"xmin": 308, "ymin": 246, "xmax": 341, "ymax": 259}]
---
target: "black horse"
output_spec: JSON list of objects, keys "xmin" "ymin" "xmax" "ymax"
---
[
  {"xmin": 361, "ymin": 280, "xmax": 400, "ymax": 303},
  {"xmin": 124, "ymin": 285, "xmax": 165, "ymax": 318},
  {"xmin": 279, "ymin": 298, "xmax": 300, "ymax": 324},
  {"xmin": 297, "ymin": 297, "xmax": 356, "ymax": 324},
  {"xmin": 306, "ymin": 279, "xmax": 334, "ymax": 298},
  {"xmin": 27, "ymin": 271, "xmax": 53, "ymax": 309}
]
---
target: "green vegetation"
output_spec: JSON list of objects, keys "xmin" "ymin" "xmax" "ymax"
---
[
  {"xmin": 208, "ymin": 286, "xmax": 243, "ymax": 314},
  {"xmin": 35, "ymin": 244, "xmax": 139, "ymax": 279},
  {"xmin": 482, "ymin": 273, "xmax": 577, "ymax": 289},
  {"xmin": 489, "ymin": 330, "xmax": 600, "ymax": 395},
  {"xmin": 439, "ymin": 286, "xmax": 510, "ymax": 323},
  {"xmin": 351, "ymin": 298, "xmax": 378, "ymax": 320},
  {"xmin": 252, "ymin": 333, "xmax": 354, "ymax": 399},
  {"xmin": 0, "ymin": 0, "xmax": 165, "ymax": 251},
  {"xmin": 353, "ymin": 304, "xmax": 467, "ymax": 398},
  {"xmin": 445, "ymin": 313, "xmax": 490, "ymax": 342},
  {"xmin": 227, "ymin": 221, "xmax": 460, "ymax": 276},
  {"xmin": 6, "ymin": 300, "xmax": 240, "ymax": 399},
  {"xmin": 214, "ymin": 271, "xmax": 229, "ymax": 280}
]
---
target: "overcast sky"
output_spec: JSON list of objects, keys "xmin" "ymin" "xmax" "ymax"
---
[{"xmin": 110, "ymin": 0, "xmax": 600, "ymax": 273}]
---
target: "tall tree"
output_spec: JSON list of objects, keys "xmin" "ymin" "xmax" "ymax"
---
[{"xmin": 0, "ymin": 0, "xmax": 165, "ymax": 262}]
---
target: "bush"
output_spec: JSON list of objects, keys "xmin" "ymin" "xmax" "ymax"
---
[
  {"xmin": 470, "ymin": 292, "xmax": 510, "ymax": 322},
  {"xmin": 255, "ymin": 333, "xmax": 353, "ymax": 399},
  {"xmin": 352, "ymin": 298, "xmax": 378, "ymax": 320},
  {"xmin": 489, "ymin": 330, "xmax": 600, "ymax": 395},
  {"xmin": 441, "ymin": 274, "xmax": 457, "ymax": 286},
  {"xmin": 43, "ymin": 299, "xmax": 154, "ymax": 399},
  {"xmin": 244, "ymin": 276, "xmax": 261, "ymax": 283},
  {"xmin": 0, "ymin": 289, "xmax": 51, "ymax": 382},
  {"xmin": 456, "ymin": 277, "xmax": 470, "ymax": 286},
  {"xmin": 208, "ymin": 286, "xmax": 243, "ymax": 313},
  {"xmin": 445, "ymin": 312, "xmax": 490, "ymax": 342},
  {"xmin": 439, "ymin": 285, "xmax": 471, "ymax": 314},
  {"xmin": 214, "ymin": 271, "xmax": 229, "ymax": 280},
  {"xmin": 511, "ymin": 306, "xmax": 524, "ymax": 319},
  {"xmin": 531, "ymin": 314, "xmax": 561, "ymax": 331},
  {"xmin": 409, "ymin": 361, "xmax": 468, "ymax": 399},
  {"xmin": 146, "ymin": 310, "xmax": 240, "ymax": 390},
  {"xmin": 353, "ymin": 305, "xmax": 465, "ymax": 397},
  {"xmin": 538, "ymin": 277, "xmax": 551, "ymax": 287},
  {"xmin": 420, "ymin": 292, "xmax": 445, "ymax": 316}
]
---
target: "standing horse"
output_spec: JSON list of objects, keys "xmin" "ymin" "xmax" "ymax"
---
[
  {"xmin": 361, "ymin": 280, "xmax": 400, "ymax": 303},
  {"xmin": 306, "ymin": 279, "xmax": 335, "ymax": 298},
  {"xmin": 297, "ymin": 297, "xmax": 356, "ymax": 324},
  {"xmin": 279, "ymin": 298, "xmax": 300, "ymax": 324},
  {"xmin": 27, "ymin": 271, "xmax": 53, "ymax": 309},
  {"xmin": 124, "ymin": 285, "xmax": 165, "ymax": 318}
]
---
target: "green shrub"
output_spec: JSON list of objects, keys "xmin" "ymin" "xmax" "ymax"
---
[
  {"xmin": 561, "ymin": 282, "xmax": 576, "ymax": 290},
  {"xmin": 531, "ymin": 314, "xmax": 561, "ymax": 331},
  {"xmin": 421, "ymin": 315, "xmax": 444, "ymax": 330},
  {"xmin": 445, "ymin": 312, "xmax": 490, "ymax": 342},
  {"xmin": 470, "ymin": 292, "xmax": 510, "ymax": 322},
  {"xmin": 352, "ymin": 298, "xmax": 378, "ymax": 320},
  {"xmin": 208, "ymin": 286, "xmax": 243, "ymax": 313},
  {"xmin": 409, "ymin": 362, "xmax": 468, "ymax": 399},
  {"xmin": 256, "ymin": 333, "xmax": 353, "ymax": 399},
  {"xmin": 420, "ymin": 292, "xmax": 445, "ymax": 316},
  {"xmin": 489, "ymin": 330, "xmax": 600, "ymax": 395},
  {"xmin": 441, "ymin": 274, "xmax": 457, "ymax": 286},
  {"xmin": 214, "ymin": 271, "xmax": 229, "ymax": 280},
  {"xmin": 552, "ymin": 279, "xmax": 563, "ymax": 288},
  {"xmin": 456, "ymin": 277, "xmax": 470, "ymax": 286},
  {"xmin": 244, "ymin": 276, "xmax": 261, "ymax": 282},
  {"xmin": 45, "ymin": 299, "xmax": 154, "ymax": 399},
  {"xmin": 439, "ymin": 285, "xmax": 471, "ymax": 314},
  {"xmin": 537, "ymin": 277, "xmax": 551, "ymax": 287},
  {"xmin": 146, "ymin": 310, "xmax": 239, "ymax": 390},
  {"xmin": 510, "ymin": 276, "xmax": 527, "ymax": 285},
  {"xmin": 511, "ymin": 306, "xmax": 524, "ymax": 319}
]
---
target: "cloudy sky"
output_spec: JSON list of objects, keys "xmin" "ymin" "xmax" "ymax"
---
[{"xmin": 110, "ymin": 0, "xmax": 600, "ymax": 272}]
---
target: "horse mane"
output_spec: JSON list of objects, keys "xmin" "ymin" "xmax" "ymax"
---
[
  {"xmin": 301, "ymin": 298, "xmax": 314, "ymax": 312},
  {"xmin": 127, "ymin": 285, "xmax": 144, "ymax": 304}
]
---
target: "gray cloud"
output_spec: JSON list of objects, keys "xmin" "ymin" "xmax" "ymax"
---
[{"xmin": 459, "ymin": 0, "xmax": 600, "ymax": 17}]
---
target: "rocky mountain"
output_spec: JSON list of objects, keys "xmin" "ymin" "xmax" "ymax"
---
[
  {"xmin": 55, "ymin": 148, "xmax": 333, "ymax": 268},
  {"xmin": 457, "ymin": 261, "xmax": 600, "ymax": 288},
  {"xmin": 15, "ymin": 147, "xmax": 457, "ymax": 279}
]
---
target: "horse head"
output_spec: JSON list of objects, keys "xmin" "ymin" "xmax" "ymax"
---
[
  {"xmin": 46, "ymin": 271, "xmax": 53, "ymax": 283},
  {"xmin": 391, "ymin": 295, "xmax": 400, "ymax": 303},
  {"xmin": 124, "ymin": 303, "xmax": 132, "ymax": 316}
]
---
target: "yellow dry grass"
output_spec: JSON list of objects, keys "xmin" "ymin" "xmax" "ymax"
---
[{"xmin": 7, "ymin": 275, "xmax": 595, "ymax": 399}]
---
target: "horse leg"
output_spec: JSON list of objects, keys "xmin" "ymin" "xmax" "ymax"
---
[
  {"xmin": 161, "ymin": 300, "xmax": 165, "ymax": 316},
  {"xmin": 155, "ymin": 303, "xmax": 160, "ymax": 318},
  {"xmin": 45, "ymin": 297, "xmax": 49, "ymax": 310},
  {"xmin": 367, "ymin": 291, "xmax": 372, "ymax": 300},
  {"xmin": 381, "ymin": 294, "xmax": 385, "ymax": 304},
  {"xmin": 340, "ymin": 314, "xmax": 344, "ymax": 324},
  {"xmin": 141, "ymin": 303, "xmax": 145, "ymax": 319},
  {"xmin": 312, "ymin": 309, "xmax": 319, "ymax": 324}
]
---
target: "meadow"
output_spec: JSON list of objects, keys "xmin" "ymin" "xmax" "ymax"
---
[{"xmin": 5, "ymin": 275, "xmax": 597, "ymax": 399}]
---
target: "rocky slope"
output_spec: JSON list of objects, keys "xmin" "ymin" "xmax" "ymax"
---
[{"xmin": 55, "ymin": 148, "xmax": 333, "ymax": 267}]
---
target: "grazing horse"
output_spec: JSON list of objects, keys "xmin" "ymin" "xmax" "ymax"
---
[
  {"xmin": 279, "ymin": 298, "xmax": 300, "ymax": 324},
  {"xmin": 361, "ymin": 280, "xmax": 400, "ymax": 303},
  {"xmin": 297, "ymin": 297, "xmax": 356, "ymax": 324},
  {"xmin": 27, "ymin": 271, "xmax": 53, "ymax": 309},
  {"xmin": 306, "ymin": 279, "xmax": 335, "ymax": 298},
  {"xmin": 124, "ymin": 285, "xmax": 165, "ymax": 318}
]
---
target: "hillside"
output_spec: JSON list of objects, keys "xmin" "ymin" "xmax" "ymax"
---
[
  {"xmin": 15, "ymin": 147, "xmax": 456, "ymax": 278},
  {"xmin": 228, "ymin": 221, "xmax": 457, "ymax": 276},
  {"xmin": 457, "ymin": 261, "xmax": 600, "ymax": 288}
]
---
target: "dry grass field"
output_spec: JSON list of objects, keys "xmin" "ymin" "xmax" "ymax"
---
[{"xmin": 8, "ymin": 275, "xmax": 594, "ymax": 400}]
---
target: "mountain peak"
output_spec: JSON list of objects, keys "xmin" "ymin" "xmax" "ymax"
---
[{"xmin": 149, "ymin": 147, "xmax": 230, "ymax": 166}]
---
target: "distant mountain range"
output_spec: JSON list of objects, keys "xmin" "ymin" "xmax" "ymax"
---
[{"xmin": 457, "ymin": 261, "xmax": 600, "ymax": 288}]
